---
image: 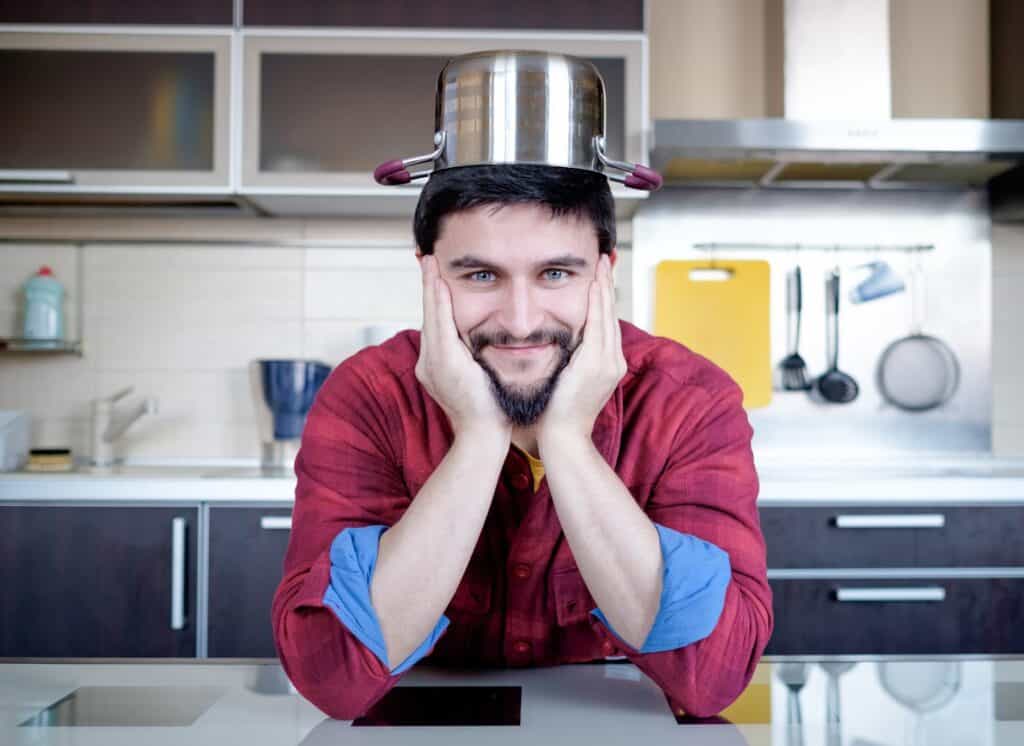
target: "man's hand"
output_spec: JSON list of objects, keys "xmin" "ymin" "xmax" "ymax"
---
[
  {"xmin": 537, "ymin": 253, "xmax": 627, "ymax": 448},
  {"xmin": 415, "ymin": 254, "xmax": 512, "ymax": 440}
]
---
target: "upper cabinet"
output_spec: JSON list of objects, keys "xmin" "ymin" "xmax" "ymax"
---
[
  {"xmin": 0, "ymin": 0, "xmax": 234, "ymax": 25},
  {"xmin": 241, "ymin": 0, "xmax": 644, "ymax": 32},
  {"xmin": 239, "ymin": 31, "xmax": 646, "ymax": 217},
  {"xmin": 0, "ymin": 4, "xmax": 649, "ymax": 217},
  {"xmin": 0, "ymin": 31, "xmax": 232, "ymax": 191},
  {"xmin": 648, "ymin": 0, "xmax": 996, "ymax": 121},
  {"xmin": 241, "ymin": 33, "xmax": 639, "ymax": 200},
  {"xmin": 649, "ymin": 0, "xmax": 783, "ymax": 120}
]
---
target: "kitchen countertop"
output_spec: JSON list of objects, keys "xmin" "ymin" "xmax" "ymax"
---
[
  {"xmin": 4, "ymin": 450, "xmax": 1024, "ymax": 503},
  {"xmin": 1, "ymin": 657, "xmax": 1021, "ymax": 745}
]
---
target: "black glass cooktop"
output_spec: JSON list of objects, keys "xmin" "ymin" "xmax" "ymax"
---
[{"xmin": 352, "ymin": 685, "xmax": 522, "ymax": 726}]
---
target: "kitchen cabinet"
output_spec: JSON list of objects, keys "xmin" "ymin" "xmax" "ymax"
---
[
  {"xmin": 767, "ymin": 578, "xmax": 1024, "ymax": 655},
  {"xmin": 761, "ymin": 506, "xmax": 1024, "ymax": 568},
  {"xmin": 242, "ymin": 0, "xmax": 644, "ymax": 31},
  {"xmin": 239, "ymin": 32, "xmax": 645, "ymax": 216},
  {"xmin": 0, "ymin": 1, "xmax": 234, "ymax": 25},
  {"xmin": 761, "ymin": 505, "xmax": 1024, "ymax": 655},
  {"xmin": 207, "ymin": 505, "xmax": 292, "ymax": 658},
  {"xmin": 0, "ymin": 504, "xmax": 199, "ymax": 657},
  {"xmin": 648, "ymin": 0, "xmax": 782, "ymax": 120},
  {"xmin": 648, "ymin": 0, "xmax": 991, "ymax": 120},
  {"xmin": 0, "ymin": 31, "xmax": 231, "ymax": 192}
]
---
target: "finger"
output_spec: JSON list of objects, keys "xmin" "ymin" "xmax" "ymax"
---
[
  {"xmin": 435, "ymin": 273, "xmax": 461, "ymax": 345},
  {"xmin": 599, "ymin": 255, "xmax": 614, "ymax": 352},
  {"xmin": 602, "ymin": 254, "xmax": 618, "ymax": 343},
  {"xmin": 421, "ymin": 255, "xmax": 441, "ymax": 346},
  {"xmin": 583, "ymin": 273, "xmax": 601, "ymax": 349},
  {"xmin": 607, "ymin": 257, "xmax": 626, "ymax": 371}
]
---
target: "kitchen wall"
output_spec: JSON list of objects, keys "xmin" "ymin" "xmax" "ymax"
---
[
  {"xmin": 633, "ymin": 187, "xmax": 996, "ymax": 459},
  {"xmin": 0, "ymin": 218, "xmax": 633, "ymax": 463},
  {"xmin": 2, "ymin": 190, "xmax": 1020, "ymax": 463},
  {"xmin": 992, "ymin": 223, "xmax": 1024, "ymax": 455}
]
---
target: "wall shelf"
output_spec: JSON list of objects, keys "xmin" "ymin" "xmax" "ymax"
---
[
  {"xmin": 2, "ymin": 242, "xmax": 85, "ymax": 360},
  {"xmin": 0, "ymin": 338, "xmax": 82, "ymax": 356}
]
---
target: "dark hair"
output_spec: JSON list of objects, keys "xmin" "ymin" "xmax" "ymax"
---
[{"xmin": 412, "ymin": 164, "xmax": 616, "ymax": 255}]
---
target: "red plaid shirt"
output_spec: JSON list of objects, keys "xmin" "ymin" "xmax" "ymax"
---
[{"xmin": 272, "ymin": 320, "xmax": 772, "ymax": 719}]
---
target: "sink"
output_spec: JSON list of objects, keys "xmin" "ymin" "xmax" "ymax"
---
[
  {"xmin": 66, "ymin": 464, "xmax": 209, "ymax": 478},
  {"xmin": 19, "ymin": 685, "xmax": 225, "ymax": 727},
  {"xmin": 200, "ymin": 467, "xmax": 295, "ymax": 479}
]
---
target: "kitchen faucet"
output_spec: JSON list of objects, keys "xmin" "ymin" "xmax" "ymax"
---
[{"xmin": 90, "ymin": 386, "xmax": 159, "ymax": 467}]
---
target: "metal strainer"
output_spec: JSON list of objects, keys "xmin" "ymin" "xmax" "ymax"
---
[{"xmin": 876, "ymin": 253, "xmax": 960, "ymax": 412}]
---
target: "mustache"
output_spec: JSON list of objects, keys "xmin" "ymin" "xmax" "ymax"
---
[{"xmin": 468, "ymin": 328, "xmax": 574, "ymax": 355}]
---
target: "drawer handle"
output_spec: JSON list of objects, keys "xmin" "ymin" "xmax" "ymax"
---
[
  {"xmin": 835, "ymin": 587, "xmax": 946, "ymax": 602},
  {"xmin": 260, "ymin": 516, "xmax": 292, "ymax": 530},
  {"xmin": 0, "ymin": 169, "xmax": 74, "ymax": 183},
  {"xmin": 834, "ymin": 514, "xmax": 945, "ymax": 529},
  {"xmin": 170, "ymin": 517, "xmax": 187, "ymax": 630}
]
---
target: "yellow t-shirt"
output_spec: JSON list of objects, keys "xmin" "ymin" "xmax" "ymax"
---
[{"xmin": 515, "ymin": 446, "xmax": 546, "ymax": 492}]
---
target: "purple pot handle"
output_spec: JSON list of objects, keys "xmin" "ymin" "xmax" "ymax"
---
[
  {"xmin": 630, "ymin": 164, "xmax": 663, "ymax": 190},
  {"xmin": 624, "ymin": 173, "xmax": 658, "ymax": 190},
  {"xmin": 374, "ymin": 159, "xmax": 408, "ymax": 185}
]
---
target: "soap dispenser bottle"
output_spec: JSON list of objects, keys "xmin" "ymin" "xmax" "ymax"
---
[{"xmin": 23, "ymin": 265, "xmax": 65, "ymax": 342}]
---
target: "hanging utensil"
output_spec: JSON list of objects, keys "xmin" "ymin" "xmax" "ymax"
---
[
  {"xmin": 777, "ymin": 265, "xmax": 812, "ymax": 391},
  {"xmin": 814, "ymin": 269, "xmax": 859, "ymax": 404},
  {"xmin": 876, "ymin": 252, "xmax": 960, "ymax": 412}
]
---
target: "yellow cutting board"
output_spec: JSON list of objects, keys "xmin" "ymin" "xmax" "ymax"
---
[{"xmin": 654, "ymin": 260, "xmax": 772, "ymax": 409}]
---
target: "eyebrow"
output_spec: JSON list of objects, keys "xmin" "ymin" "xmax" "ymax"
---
[{"xmin": 447, "ymin": 253, "xmax": 589, "ymax": 272}]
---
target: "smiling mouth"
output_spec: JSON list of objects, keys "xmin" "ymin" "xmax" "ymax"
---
[{"xmin": 490, "ymin": 343, "xmax": 553, "ymax": 356}]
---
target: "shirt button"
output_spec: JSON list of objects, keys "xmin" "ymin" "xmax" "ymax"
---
[
  {"xmin": 602, "ymin": 640, "xmax": 616, "ymax": 656},
  {"xmin": 512, "ymin": 563, "xmax": 531, "ymax": 579},
  {"xmin": 513, "ymin": 640, "xmax": 531, "ymax": 654},
  {"xmin": 511, "ymin": 472, "xmax": 531, "ymax": 490}
]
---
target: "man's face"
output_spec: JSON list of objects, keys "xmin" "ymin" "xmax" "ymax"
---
[{"xmin": 420, "ymin": 202, "xmax": 615, "ymax": 427}]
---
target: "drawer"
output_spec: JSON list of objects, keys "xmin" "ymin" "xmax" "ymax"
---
[
  {"xmin": 765, "ymin": 578, "xmax": 1024, "ymax": 655},
  {"xmin": 760, "ymin": 506, "xmax": 1024, "ymax": 568}
]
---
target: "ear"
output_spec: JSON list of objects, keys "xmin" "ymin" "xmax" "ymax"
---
[{"xmin": 608, "ymin": 248, "xmax": 618, "ymax": 270}]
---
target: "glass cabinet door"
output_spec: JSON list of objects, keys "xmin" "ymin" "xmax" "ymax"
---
[
  {"xmin": 0, "ymin": 32, "xmax": 231, "ymax": 189},
  {"xmin": 241, "ymin": 33, "xmax": 644, "ymax": 192}
]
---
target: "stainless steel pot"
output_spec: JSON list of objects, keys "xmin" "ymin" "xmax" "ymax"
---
[{"xmin": 374, "ymin": 49, "xmax": 661, "ymax": 190}]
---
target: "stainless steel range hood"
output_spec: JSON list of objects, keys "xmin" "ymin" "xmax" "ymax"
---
[{"xmin": 650, "ymin": 0, "xmax": 1024, "ymax": 190}]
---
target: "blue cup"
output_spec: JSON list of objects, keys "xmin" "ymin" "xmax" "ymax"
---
[
  {"xmin": 849, "ymin": 261, "xmax": 905, "ymax": 303},
  {"xmin": 258, "ymin": 360, "xmax": 332, "ymax": 439}
]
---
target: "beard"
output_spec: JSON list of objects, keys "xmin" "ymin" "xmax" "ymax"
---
[{"xmin": 467, "ymin": 326, "xmax": 578, "ymax": 427}]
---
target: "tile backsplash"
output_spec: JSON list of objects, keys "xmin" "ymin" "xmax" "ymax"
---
[
  {"xmin": 632, "ymin": 187, "xmax": 1002, "ymax": 458},
  {"xmin": 0, "ymin": 235, "xmax": 633, "ymax": 462}
]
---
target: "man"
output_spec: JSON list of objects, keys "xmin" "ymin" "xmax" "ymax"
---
[{"xmin": 271, "ymin": 164, "xmax": 773, "ymax": 720}]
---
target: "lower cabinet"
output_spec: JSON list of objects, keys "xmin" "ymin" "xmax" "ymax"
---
[
  {"xmin": 766, "ymin": 578, "xmax": 1024, "ymax": 655},
  {"xmin": 207, "ymin": 505, "xmax": 292, "ymax": 658},
  {"xmin": 0, "ymin": 504, "xmax": 198, "ymax": 657},
  {"xmin": 761, "ymin": 504, "xmax": 1024, "ymax": 655}
]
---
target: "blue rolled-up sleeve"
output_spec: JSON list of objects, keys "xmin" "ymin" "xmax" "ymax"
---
[
  {"xmin": 590, "ymin": 522, "xmax": 731, "ymax": 654},
  {"xmin": 321, "ymin": 524, "xmax": 450, "ymax": 675}
]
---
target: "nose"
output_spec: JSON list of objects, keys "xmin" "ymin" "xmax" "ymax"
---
[{"xmin": 495, "ymin": 278, "xmax": 545, "ymax": 341}]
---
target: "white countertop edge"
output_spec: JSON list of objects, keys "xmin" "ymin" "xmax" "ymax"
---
[
  {"xmin": 2, "ymin": 474, "xmax": 1024, "ymax": 503},
  {"xmin": 0, "ymin": 476, "xmax": 297, "ymax": 501}
]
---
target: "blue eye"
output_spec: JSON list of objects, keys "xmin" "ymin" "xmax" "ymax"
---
[
  {"xmin": 544, "ymin": 269, "xmax": 570, "ymax": 281},
  {"xmin": 469, "ymin": 271, "xmax": 495, "ymax": 282}
]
